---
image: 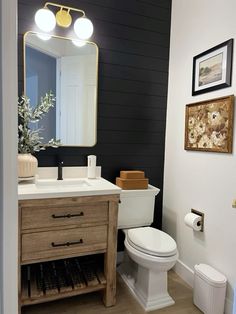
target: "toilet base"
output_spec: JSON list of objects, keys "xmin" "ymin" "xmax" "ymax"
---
[{"xmin": 118, "ymin": 256, "xmax": 175, "ymax": 312}]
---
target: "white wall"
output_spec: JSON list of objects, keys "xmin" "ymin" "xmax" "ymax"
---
[
  {"xmin": 164, "ymin": 1, "xmax": 236, "ymax": 313},
  {"xmin": 0, "ymin": 0, "xmax": 18, "ymax": 313}
]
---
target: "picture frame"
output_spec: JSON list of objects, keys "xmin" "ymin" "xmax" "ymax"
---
[
  {"xmin": 185, "ymin": 95, "xmax": 234, "ymax": 153},
  {"xmin": 192, "ymin": 39, "xmax": 233, "ymax": 96}
]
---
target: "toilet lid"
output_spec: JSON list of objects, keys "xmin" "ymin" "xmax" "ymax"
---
[{"xmin": 127, "ymin": 227, "xmax": 177, "ymax": 257}]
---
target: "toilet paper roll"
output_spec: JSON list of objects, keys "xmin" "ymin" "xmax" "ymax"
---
[{"xmin": 184, "ymin": 213, "xmax": 202, "ymax": 231}]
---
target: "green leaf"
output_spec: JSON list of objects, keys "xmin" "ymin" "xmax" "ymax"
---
[{"xmin": 18, "ymin": 91, "xmax": 61, "ymax": 153}]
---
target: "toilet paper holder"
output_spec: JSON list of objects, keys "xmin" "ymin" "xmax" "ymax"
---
[{"xmin": 191, "ymin": 209, "xmax": 204, "ymax": 232}]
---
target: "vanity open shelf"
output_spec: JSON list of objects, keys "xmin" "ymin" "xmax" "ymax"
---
[{"xmin": 21, "ymin": 255, "xmax": 106, "ymax": 306}]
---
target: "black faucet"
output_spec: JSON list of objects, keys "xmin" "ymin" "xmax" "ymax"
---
[{"xmin": 57, "ymin": 161, "xmax": 64, "ymax": 180}]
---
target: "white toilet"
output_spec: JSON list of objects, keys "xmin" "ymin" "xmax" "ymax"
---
[{"xmin": 117, "ymin": 185, "xmax": 178, "ymax": 311}]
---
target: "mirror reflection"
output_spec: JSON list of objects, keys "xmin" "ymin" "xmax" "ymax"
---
[{"xmin": 24, "ymin": 32, "xmax": 98, "ymax": 146}]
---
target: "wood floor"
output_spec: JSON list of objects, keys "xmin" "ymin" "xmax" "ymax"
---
[{"xmin": 22, "ymin": 270, "xmax": 202, "ymax": 314}]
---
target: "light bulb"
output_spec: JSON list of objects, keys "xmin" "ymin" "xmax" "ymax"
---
[
  {"xmin": 35, "ymin": 7, "xmax": 56, "ymax": 32},
  {"xmin": 36, "ymin": 34, "xmax": 51, "ymax": 41},
  {"xmin": 74, "ymin": 17, "xmax": 93, "ymax": 40},
  {"xmin": 72, "ymin": 39, "xmax": 86, "ymax": 47}
]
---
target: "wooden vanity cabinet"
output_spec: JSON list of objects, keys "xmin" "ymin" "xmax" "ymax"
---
[{"xmin": 18, "ymin": 194, "xmax": 120, "ymax": 311}]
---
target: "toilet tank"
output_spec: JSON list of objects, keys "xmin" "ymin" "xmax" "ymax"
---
[{"xmin": 118, "ymin": 185, "xmax": 160, "ymax": 229}]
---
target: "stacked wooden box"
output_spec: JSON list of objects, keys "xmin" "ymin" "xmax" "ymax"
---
[{"xmin": 116, "ymin": 170, "xmax": 148, "ymax": 190}]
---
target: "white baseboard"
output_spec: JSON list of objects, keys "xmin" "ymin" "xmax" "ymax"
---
[
  {"xmin": 173, "ymin": 259, "xmax": 233, "ymax": 314},
  {"xmin": 173, "ymin": 259, "xmax": 194, "ymax": 288}
]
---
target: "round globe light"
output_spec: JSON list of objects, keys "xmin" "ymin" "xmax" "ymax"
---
[
  {"xmin": 74, "ymin": 17, "xmax": 93, "ymax": 40},
  {"xmin": 35, "ymin": 8, "xmax": 56, "ymax": 32}
]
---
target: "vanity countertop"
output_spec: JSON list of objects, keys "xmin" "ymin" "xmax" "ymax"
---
[{"xmin": 18, "ymin": 177, "xmax": 121, "ymax": 200}]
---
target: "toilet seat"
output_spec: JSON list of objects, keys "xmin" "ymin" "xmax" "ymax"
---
[{"xmin": 127, "ymin": 227, "xmax": 177, "ymax": 257}]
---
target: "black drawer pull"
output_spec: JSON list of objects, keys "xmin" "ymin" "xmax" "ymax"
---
[
  {"xmin": 52, "ymin": 212, "xmax": 84, "ymax": 219},
  {"xmin": 51, "ymin": 239, "xmax": 83, "ymax": 247}
]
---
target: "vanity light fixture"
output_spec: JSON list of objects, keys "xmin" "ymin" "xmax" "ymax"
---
[{"xmin": 34, "ymin": 2, "xmax": 94, "ymax": 40}]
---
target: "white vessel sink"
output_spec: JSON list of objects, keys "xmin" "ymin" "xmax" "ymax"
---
[{"xmin": 36, "ymin": 178, "xmax": 91, "ymax": 189}]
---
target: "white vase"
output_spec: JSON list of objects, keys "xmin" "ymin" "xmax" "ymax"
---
[{"xmin": 18, "ymin": 153, "xmax": 38, "ymax": 178}]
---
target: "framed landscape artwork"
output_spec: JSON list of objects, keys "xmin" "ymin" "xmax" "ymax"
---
[
  {"xmin": 185, "ymin": 95, "xmax": 234, "ymax": 153},
  {"xmin": 192, "ymin": 39, "xmax": 233, "ymax": 96}
]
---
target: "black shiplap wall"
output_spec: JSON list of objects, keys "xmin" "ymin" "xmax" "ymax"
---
[{"xmin": 18, "ymin": 0, "xmax": 172, "ymax": 229}]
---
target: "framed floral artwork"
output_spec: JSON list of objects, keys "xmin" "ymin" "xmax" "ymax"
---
[
  {"xmin": 185, "ymin": 95, "xmax": 234, "ymax": 153},
  {"xmin": 192, "ymin": 39, "xmax": 233, "ymax": 96}
]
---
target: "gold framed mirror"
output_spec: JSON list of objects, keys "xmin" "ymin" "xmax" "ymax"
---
[{"xmin": 23, "ymin": 31, "xmax": 98, "ymax": 147}]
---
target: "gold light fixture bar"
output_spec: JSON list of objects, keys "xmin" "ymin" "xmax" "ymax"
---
[
  {"xmin": 44, "ymin": 2, "xmax": 85, "ymax": 17},
  {"xmin": 44, "ymin": 2, "xmax": 85, "ymax": 28},
  {"xmin": 35, "ymin": 2, "xmax": 94, "ymax": 40}
]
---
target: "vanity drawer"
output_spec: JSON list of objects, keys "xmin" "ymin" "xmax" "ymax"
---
[
  {"xmin": 21, "ymin": 225, "xmax": 107, "ymax": 263},
  {"xmin": 21, "ymin": 202, "xmax": 108, "ymax": 230}
]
